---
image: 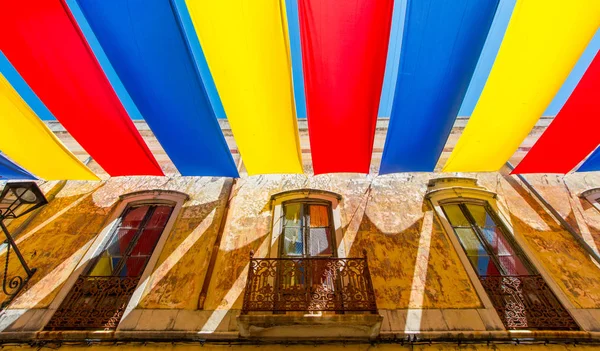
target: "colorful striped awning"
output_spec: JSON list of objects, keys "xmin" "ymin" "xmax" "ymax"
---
[{"xmin": 0, "ymin": 0, "xmax": 598, "ymax": 180}]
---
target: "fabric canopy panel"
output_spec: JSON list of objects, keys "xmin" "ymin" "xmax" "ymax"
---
[
  {"xmin": 0, "ymin": 154, "xmax": 36, "ymax": 180},
  {"xmin": 443, "ymin": 0, "xmax": 600, "ymax": 172},
  {"xmin": 298, "ymin": 0, "xmax": 393, "ymax": 174},
  {"xmin": 185, "ymin": 0, "xmax": 302, "ymax": 175},
  {"xmin": 379, "ymin": 0, "xmax": 498, "ymax": 174},
  {"xmin": 75, "ymin": 0, "xmax": 238, "ymax": 177},
  {"xmin": 0, "ymin": 0, "xmax": 162, "ymax": 177},
  {"xmin": 284, "ymin": 0, "xmax": 307, "ymax": 119},
  {"xmin": 579, "ymin": 148, "xmax": 600, "ymax": 172},
  {"xmin": 513, "ymin": 52, "xmax": 600, "ymax": 174},
  {"xmin": 0, "ymin": 74, "xmax": 98, "ymax": 180}
]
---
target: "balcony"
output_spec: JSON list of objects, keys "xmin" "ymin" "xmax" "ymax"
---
[
  {"xmin": 480, "ymin": 275, "xmax": 578, "ymax": 330},
  {"xmin": 238, "ymin": 251, "xmax": 382, "ymax": 340},
  {"xmin": 46, "ymin": 276, "xmax": 139, "ymax": 330}
]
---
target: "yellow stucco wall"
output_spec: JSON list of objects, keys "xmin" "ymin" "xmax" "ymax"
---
[
  {"xmin": 478, "ymin": 173, "xmax": 600, "ymax": 309},
  {"xmin": 1, "ymin": 167, "xmax": 600, "ymax": 319}
]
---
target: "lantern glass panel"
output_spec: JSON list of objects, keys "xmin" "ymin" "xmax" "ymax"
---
[{"xmin": 0, "ymin": 182, "xmax": 47, "ymax": 219}]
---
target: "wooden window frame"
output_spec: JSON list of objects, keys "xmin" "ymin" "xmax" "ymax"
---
[
  {"xmin": 279, "ymin": 199, "xmax": 337, "ymax": 259},
  {"xmin": 268, "ymin": 189, "xmax": 344, "ymax": 259}
]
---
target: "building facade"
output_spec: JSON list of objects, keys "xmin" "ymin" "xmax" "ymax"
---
[{"xmin": 0, "ymin": 119, "xmax": 600, "ymax": 351}]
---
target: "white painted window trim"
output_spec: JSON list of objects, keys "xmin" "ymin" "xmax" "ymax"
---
[
  {"xmin": 268, "ymin": 189, "xmax": 344, "ymax": 258},
  {"xmin": 37, "ymin": 190, "xmax": 188, "ymax": 331},
  {"xmin": 426, "ymin": 177, "xmax": 582, "ymax": 332}
]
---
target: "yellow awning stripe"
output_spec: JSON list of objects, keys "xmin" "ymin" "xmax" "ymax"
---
[
  {"xmin": 0, "ymin": 74, "xmax": 99, "ymax": 180},
  {"xmin": 443, "ymin": 0, "xmax": 600, "ymax": 172},
  {"xmin": 185, "ymin": 0, "xmax": 303, "ymax": 175}
]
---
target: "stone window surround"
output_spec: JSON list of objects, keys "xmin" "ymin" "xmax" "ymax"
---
[
  {"xmin": 425, "ymin": 177, "xmax": 589, "ymax": 332},
  {"xmin": 32, "ymin": 190, "xmax": 189, "ymax": 332},
  {"xmin": 581, "ymin": 188, "xmax": 600, "ymax": 213},
  {"xmin": 236, "ymin": 189, "xmax": 385, "ymax": 340},
  {"xmin": 268, "ymin": 189, "xmax": 345, "ymax": 259}
]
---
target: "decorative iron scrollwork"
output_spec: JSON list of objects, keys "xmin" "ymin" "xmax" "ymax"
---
[
  {"xmin": 0, "ymin": 235, "xmax": 36, "ymax": 310},
  {"xmin": 242, "ymin": 252, "xmax": 377, "ymax": 314},
  {"xmin": 45, "ymin": 276, "xmax": 139, "ymax": 330},
  {"xmin": 480, "ymin": 275, "xmax": 578, "ymax": 330}
]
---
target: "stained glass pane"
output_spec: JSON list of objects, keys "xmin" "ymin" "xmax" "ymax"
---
[
  {"xmin": 454, "ymin": 228, "xmax": 486, "ymax": 256},
  {"xmin": 463, "ymin": 204, "xmax": 531, "ymax": 276},
  {"xmin": 88, "ymin": 205, "xmax": 174, "ymax": 277},
  {"xmin": 118, "ymin": 256, "xmax": 149, "ymax": 277},
  {"xmin": 465, "ymin": 204, "xmax": 488, "ymax": 228},
  {"xmin": 145, "ymin": 206, "xmax": 172, "ymax": 229},
  {"xmin": 468, "ymin": 255, "xmax": 501, "ymax": 276},
  {"xmin": 120, "ymin": 206, "xmax": 150, "ymax": 229},
  {"xmin": 107, "ymin": 228, "xmax": 137, "ymax": 256},
  {"xmin": 481, "ymin": 227, "xmax": 511, "ymax": 255},
  {"xmin": 130, "ymin": 206, "xmax": 173, "ymax": 256},
  {"xmin": 443, "ymin": 204, "xmax": 470, "ymax": 227},
  {"xmin": 498, "ymin": 256, "xmax": 529, "ymax": 275},
  {"xmin": 87, "ymin": 253, "xmax": 113, "ymax": 276}
]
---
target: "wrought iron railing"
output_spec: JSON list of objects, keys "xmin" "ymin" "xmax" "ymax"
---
[
  {"xmin": 479, "ymin": 275, "xmax": 578, "ymax": 330},
  {"xmin": 242, "ymin": 251, "xmax": 377, "ymax": 314},
  {"xmin": 45, "ymin": 276, "xmax": 139, "ymax": 330}
]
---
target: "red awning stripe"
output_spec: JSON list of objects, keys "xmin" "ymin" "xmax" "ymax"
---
[
  {"xmin": 298, "ymin": 0, "xmax": 394, "ymax": 174},
  {"xmin": 0, "ymin": 0, "xmax": 163, "ymax": 176},
  {"xmin": 513, "ymin": 51, "xmax": 600, "ymax": 174}
]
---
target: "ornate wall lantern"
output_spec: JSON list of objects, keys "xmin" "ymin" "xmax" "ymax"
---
[{"xmin": 0, "ymin": 182, "xmax": 48, "ymax": 308}]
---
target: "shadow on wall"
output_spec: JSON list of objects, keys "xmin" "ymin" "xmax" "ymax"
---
[
  {"xmin": 139, "ymin": 180, "xmax": 233, "ymax": 309},
  {"xmin": 202, "ymin": 234, "xmax": 269, "ymax": 312},
  {"xmin": 346, "ymin": 201, "xmax": 481, "ymax": 310},
  {"xmin": 0, "ymin": 182, "xmax": 108, "ymax": 309},
  {"xmin": 502, "ymin": 175, "xmax": 600, "ymax": 309}
]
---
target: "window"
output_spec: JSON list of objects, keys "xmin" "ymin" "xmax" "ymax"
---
[
  {"xmin": 88, "ymin": 204, "xmax": 173, "ymax": 277},
  {"xmin": 46, "ymin": 203, "xmax": 174, "ymax": 330},
  {"xmin": 440, "ymin": 200, "xmax": 577, "ymax": 330},
  {"xmin": 581, "ymin": 188, "xmax": 600, "ymax": 211},
  {"xmin": 281, "ymin": 201, "xmax": 334, "ymax": 258},
  {"xmin": 242, "ymin": 192, "xmax": 377, "ymax": 316},
  {"xmin": 442, "ymin": 203, "xmax": 530, "ymax": 277}
]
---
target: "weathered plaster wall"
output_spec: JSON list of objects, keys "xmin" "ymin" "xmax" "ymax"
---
[
  {"xmin": 0, "ymin": 181, "xmax": 108, "ymax": 308},
  {"xmin": 139, "ymin": 178, "xmax": 232, "ymax": 309},
  {"xmin": 4, "ymin": 161, "xmax": 600, "ymax": 313},
  {"xmin": 479, "ymin": 172, "xmax": 600, "ymax": 309},
  {"xmin": 202, "ymin": 170, "xmax": 481, "ymax": 312}
]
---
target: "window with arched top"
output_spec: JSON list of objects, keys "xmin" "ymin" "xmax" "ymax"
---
[
  {"xmin": 241, "ymin": 189, "xmax": 378, "ymax": 315},
  {"xmin": 427, "ymin": 178, "xmax": 578, "ymax": 331},
  {"xmin": 45, "ymin": 190, "xmax": 188, "ymax": 331}
]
